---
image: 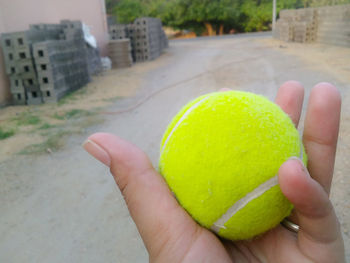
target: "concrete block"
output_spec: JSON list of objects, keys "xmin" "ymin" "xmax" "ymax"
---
[
  {"xmin": 11, "ymin": 91, "xmax": 27, "ymax": 105},
  {"xmin": 18, "ymin": 59, "xmax": 36, "ymax": 75},
  {"xmin": 14, "ymin": 46, "xmax": 32, "ymax": 61},
  {"xmin": 26, "ymin": 90, "xmax": 43, "ymax": 105},
  {"xmin": 22, "ymin": 76, "xmax": 39, "ymax": 87},
  {"xmin": 42, "ymin": 87, "xmax": 67, "ymax": 103},
  {"xmin": 6, "ymin": 63, "xmax": 20, "ymax": 75},
  {"xmin": 1, "ymin": 33, "xmax": 15, "ymax": 50},
  {"xmin": 38, "ymin": 72, "xmax": 55, "ymax": 86},
  {"xmin": 9, "ymin": 79, "xmax": 25, "ymax": 93}
]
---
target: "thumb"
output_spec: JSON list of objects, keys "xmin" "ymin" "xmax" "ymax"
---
[
  {"xmin": 278, "ymin": 158, "xmax": 345, "ymax": 262},
  {"xmin": 83, "ymin": 133, "xmax": 200, "ymax": 258}
]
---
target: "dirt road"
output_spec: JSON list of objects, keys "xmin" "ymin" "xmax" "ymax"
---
[{"xmin": 1, "ymin": 35, "xmax": 349, "ymax": 262}]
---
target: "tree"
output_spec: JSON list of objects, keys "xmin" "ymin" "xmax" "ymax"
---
[
  {"xmin": 107, "ymin": 0, "xmax": 344, "ymax": 35},
  {"xmin": 309, "ymin": 0, "xmax": 350, "ymax": 6},
  {"xmin": 166, "ymin": 0, "xmax": 240, "ymax": 36},
  {"xmin": 112, "ymin": 0, "xmax": 147, "ymax": 23},
  {"xmin": 106, "ymin": 0, "xmax": 121, "ymax": 14}
]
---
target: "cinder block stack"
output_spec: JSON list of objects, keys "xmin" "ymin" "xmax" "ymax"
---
[
  {"xmin": 32, "ymin": 39, "xmax": 90, "ymax": 103},
  {"xmin": 108, "ymin": 39, "xmax": 133, "ymax": 68},
  {"xmin": 1, "ymin": 20, "xmax": 101, "ymax": 105},
  {"xmin": 132, "ymin": 17, "xmax": 168, "ymax": 62},
  {"xmin": 109, "ymin": 24, "xmax": 128, "ymax": 40},
  {"xmin": 275, "ymin": 4, "xmax": 350, "ymax": 47},
  {"xmin": 293, "ymin": 8, "xmax": 318, "ymax": 43},
  {"xmin": 275, "ymin": 8, "xmax": 318, "ymax": 43},
  {"xmin": 107, "ymin": 17, "xmax": 168, "ymax": 65},
  {"xmin": 274, "ymin": 10, "xmax": 295, "ymax": 42},
  {"xmin": 317, "ymin": 4, "xmax": 350, "ymax": 47},
  {"xmin": 126, "ymin": 24, "xmax": 136, "ymax": 61},
  {"xmin": 60, "ymin": 20, "xmax": 102, "ymax": 77},
  {"xmin": 1, "ymin": 29, "xmax": 56, "ymax": 104}
]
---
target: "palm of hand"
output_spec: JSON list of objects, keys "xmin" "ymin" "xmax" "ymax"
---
[{"xmin": 84, "ymin": 82, "xmax": 344, "ymax": 263}]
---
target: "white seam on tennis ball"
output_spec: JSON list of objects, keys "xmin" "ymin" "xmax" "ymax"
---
[
  {"xmin": 211, "ymin": 175, "xmax": 279, "ymax": 233},
  {"xmin": 161, "ymin": 94, "xmax": 213, "ymax": 154},
  {"xmin": 211, "ymin": 140, "xmax": 304, "ymax": 233}
]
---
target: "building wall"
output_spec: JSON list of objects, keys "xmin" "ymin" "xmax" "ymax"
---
[{"xmin": 0, "ymin": 0, "xmax": 108, "ymax": 105}]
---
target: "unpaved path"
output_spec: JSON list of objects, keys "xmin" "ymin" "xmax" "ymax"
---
[{"xmin": 1, "ymin": 35, "xmax": 349, "ymax": 262}]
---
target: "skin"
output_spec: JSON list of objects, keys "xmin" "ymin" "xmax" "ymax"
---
[{"xmin": 84, "ymin": 81, "xmax": 345, "ymax": 263}]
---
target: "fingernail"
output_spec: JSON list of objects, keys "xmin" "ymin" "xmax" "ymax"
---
[
  {"xmin": 289, "ymin": 157, "xmax": 310, "ymax": 177},
  {"xmin": 83, "ymin": 139, "xmax": 111, "ymax": 167}
]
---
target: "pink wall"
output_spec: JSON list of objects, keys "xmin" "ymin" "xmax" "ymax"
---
[
  {"xmin": 0, "ymin": 7, "xmax": 11, "ymax": 105},
  {"xmin": 0, "ymin": 0, "xmax": 108, "ymax": 105}
]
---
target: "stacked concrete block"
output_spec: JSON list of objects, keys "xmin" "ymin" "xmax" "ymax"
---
[
  {"xmin": 108, "ymin": 17, "xmax": 168, "ymax": 64},
  {"xmin": 132, "ymin": 17, "xmax": 168, "ymax": 62},
  {"xmin": 85, "ymin": 45, "xmax": 102, "ymax": 76},
  {"xmin": 294, "ymin": 9, "xmax": 318, "ymax": 43},
  {"xmin": 30, "ymin": 23, "xmax": 64, "ymax": 40},
  {"xmin": 1, "ymin": 20, "xmax": 102, "ymax": 105},
  {"xmin": 33, "ymin": 39, "xmax": 90, "ymax": 103},
  {"xmin": 317, "ymin": 4, "xmax": 350, "ymax": 47},
  {"xmin": 275, "ymin": 5, "xmax": 350, "ymax": 46},
  {"xmin": 109, "ymin": 24, "xmax": 128, "ymax": 40},
  {"xmin": 125, "ymin": 24, "xmax": 138, "ymax": 61},
  {"xmin": 0, "ymin": 30, "xmax": 48, "ymax": 104},
  {"xmin": 275, "ymin": 8, "xmax": 318, "ymax": 43},
  {"xmin": 60, "ymin": 20, "xmax": 102, "ymax": 76},
  {"xmin": 274, "ymin": 20, "xmax": 294, "ymax": 42},
  {"xmin": 108, "ymin": 39, "xmax": 133, "ymax": 68}
]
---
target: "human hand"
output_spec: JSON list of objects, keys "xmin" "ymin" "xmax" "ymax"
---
[{"xmin": 83, "ymin": 81, "xmax": 345, "ymax": 262}]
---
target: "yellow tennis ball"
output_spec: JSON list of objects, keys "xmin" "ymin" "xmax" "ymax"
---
[{"xmin": 159, "ymin": 91, "xmax": 307, "ymax": 240}]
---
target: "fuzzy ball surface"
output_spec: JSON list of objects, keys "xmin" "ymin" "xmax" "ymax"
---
[{"xmin": 159, "ymin": 91, "xmax": 307, "ymax": 240}]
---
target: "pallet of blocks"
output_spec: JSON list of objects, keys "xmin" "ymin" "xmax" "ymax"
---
[{"xmin": 108, "ymin": 39, "xmax": 133, "ymax": 68}]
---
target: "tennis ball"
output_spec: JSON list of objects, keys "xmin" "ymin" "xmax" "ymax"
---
[{"xmin": 158, "ymin": 91, "xmax": 307, "ymax": 241}]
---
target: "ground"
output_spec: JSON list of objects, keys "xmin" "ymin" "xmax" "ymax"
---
[{"xmin": 0, "ymin": 34, "xmax": 349, "ymax": 262}]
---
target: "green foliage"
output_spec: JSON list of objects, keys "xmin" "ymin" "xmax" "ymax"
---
[
  {"xmin": 53, "ymin": 109, "xmax": 94, "ymax": 121},
  {"xmin": 106, "ymin": 0, "xmax": 350, "ymax": 33},
  {"xmin": 38, "ymin": 123, "xmax": 57, "ymax": 130},
  {"xmin": 13, "ymin": 112, "xmax": 41, "ymax": 126},
  {"xmin": 19, "ymin": 130, "xmax": 70, "ymax": 154},
  {"xmin": 113, "ymin": 0, "xmax": 148, "ymax": 23},
  {"xmin": 0, "ymin": 127, "xmax": 15, "ymax": 140},
  {"xmin": 307, "ymin": 0, "xmax": 350, "ymax": 7}
]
